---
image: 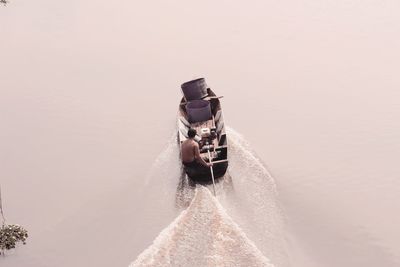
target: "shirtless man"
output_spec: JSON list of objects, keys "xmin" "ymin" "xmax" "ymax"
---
[{"xmin": 181, "ymin": 128, "xmax": 212, "ymax": 168}]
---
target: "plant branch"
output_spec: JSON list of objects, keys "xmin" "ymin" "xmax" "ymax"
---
[{"xmin": 0, "ymin": 185, "xmax": 5, "ymax": 226}]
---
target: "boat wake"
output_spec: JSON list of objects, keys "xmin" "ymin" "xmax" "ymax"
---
[
  {"xmin": 131, "ymin": 127, "xmax": 289, "ymax": 267},
  {"xmin": 130, "ymin": 186, "xmax": 274, "ymax": 267}
]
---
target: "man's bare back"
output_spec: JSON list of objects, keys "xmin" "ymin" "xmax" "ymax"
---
[
  {"xmin": 181, "ymin": 139, "xmax": 211, "ymax": 167},
  {"xmin": 181, "ymin": 139, "xmax": 197, "ymax": 163}
]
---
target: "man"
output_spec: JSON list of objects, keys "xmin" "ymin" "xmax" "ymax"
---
[{"xmin": 181, "ymin": 128, "xmax": 212, "ymax": 168}]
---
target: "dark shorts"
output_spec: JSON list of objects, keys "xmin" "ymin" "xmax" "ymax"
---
[{"xmin": 182, "ymin": 160, "xmax": 202, "ymax": 169}]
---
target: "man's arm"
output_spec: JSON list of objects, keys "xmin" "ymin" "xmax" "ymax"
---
[{"xmin": 194, "ymin": 143, "xmax": 211, "ymax": 167}]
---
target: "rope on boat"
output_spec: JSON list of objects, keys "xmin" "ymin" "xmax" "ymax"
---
[{"xmin": 207, "ymin": 148, "xmax": 217, "ymax": 196}]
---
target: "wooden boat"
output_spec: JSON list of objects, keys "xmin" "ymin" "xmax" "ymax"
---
[{"xmin": 177, "ymin": 78, "xmax": 228, "ymax": 184}]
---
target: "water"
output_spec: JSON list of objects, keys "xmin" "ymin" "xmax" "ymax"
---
[
  {"xmin": 131, "ymin": 186, "xmax": 274, "ymax": 267},
  {"xmin": 131, "ymin": 128, "xmax": 288, "ymax": 266},
  {"xmin": 1, "ymin": 1, "xmax": 400, "ymax": 266}
]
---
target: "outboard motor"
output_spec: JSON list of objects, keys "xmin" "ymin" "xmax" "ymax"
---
[
  {"xmin": 186, "ymin": 100, "xmax": 212, "ymax": 123},
  {"xmin": 181, "ymin": 78, "xmax": 208, "ymax": 101}
]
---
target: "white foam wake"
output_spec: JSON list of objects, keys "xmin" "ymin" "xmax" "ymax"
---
[
  {"xmin": 219, "ymin": 127, "xmax": 289, "ymax": 266},
  {"xmin": 134, "ymin": 127, "xmax": 289, "ymax": 266},
  {"xmin": 130, "ymin": 186, "xmax": 274, "ymax": 267}
]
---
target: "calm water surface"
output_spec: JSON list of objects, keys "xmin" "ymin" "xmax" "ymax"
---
[{"xmin": 1, "ymin": 1, "xmax": 400, "ymax": 266}]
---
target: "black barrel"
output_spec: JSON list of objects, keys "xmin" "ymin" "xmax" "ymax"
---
[
  {"xmin": 186, "ymin": 100, "xmax": 212, "ymax": 123},
  {"xmin": 181, "ymin": 78, "xmax": 208, "ymax": 101}
]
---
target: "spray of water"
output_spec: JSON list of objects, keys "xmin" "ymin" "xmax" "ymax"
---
[
  {"xmin": 130, "ymin": 186, "xmax": 274, "ymax": 267},
  {"xmin": 133, "ymin": 127, "xmax": 289, "ymax": 267}
]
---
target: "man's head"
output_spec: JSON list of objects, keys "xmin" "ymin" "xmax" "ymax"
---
[{"xmin": 188, "ymin": 128, "xmax": 197, "ymax": 139}]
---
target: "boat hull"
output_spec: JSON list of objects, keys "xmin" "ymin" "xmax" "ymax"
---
[
  {"xmin": 178, "ymin": 82, "xmax": 228, "ymax": 184},
  {"xmin": 183, "ymin": 161, "xmax": 228, "ymax": 184}
]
